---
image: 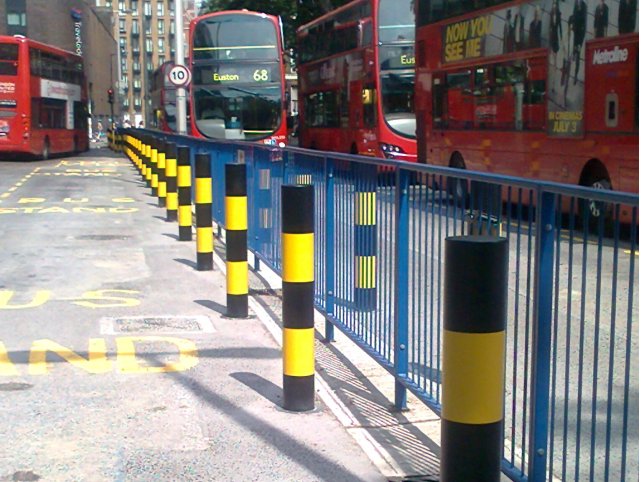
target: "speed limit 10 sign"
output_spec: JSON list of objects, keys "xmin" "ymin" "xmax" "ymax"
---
[{"xmin": 167, "ymin": 65, "xmax": 192, "ymax": 87}]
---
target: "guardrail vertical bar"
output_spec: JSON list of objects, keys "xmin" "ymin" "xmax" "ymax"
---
[
  {"xmin": 528, "ymin": 190, "xmax": 555, "ymax": 482},
  {"xmin": 394, "ymin": 168, "xmax": 409, "ymax": 411},
  {"xmin": 325, "ymin": 156, "xmax": 335, "ymax": 342}
]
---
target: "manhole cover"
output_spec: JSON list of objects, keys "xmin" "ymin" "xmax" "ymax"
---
[
  {"xmin": 101, "ymin": 316, "xmax": 215, "ymax": 335},
  {"xmin": 75, "ymin": 234, "xmax": 132, "ymax": 241},
  {"xmin": 0, "ymin": 382, "xmax": 33, "ymax": 392}
]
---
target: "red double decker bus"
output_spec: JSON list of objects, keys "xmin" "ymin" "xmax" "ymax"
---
[
  {"xmin": 0, "ymin": 35, "xmax": 89, "ymax": 159},
  {"xmin": 188, "ymin": 10, "xmax": 288, "ymax": 146},
  {"xmin": 150, "ymin": 61, "xmax": 177, "ymax": 133},
  {"xmin": 296, "ymin": 0, "xmax": 417, "ymax": 161},
  {"xmin": 415, "ymin": 0, "xmax": 638, "ymax": 198}
]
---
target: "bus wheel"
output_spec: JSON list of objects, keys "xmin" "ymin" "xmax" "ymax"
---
[
  {"xmin": 41, "ymin": 138, "xmax": 50, "ymax": 160},
  {"xmin": 446, "ymin": 153, "xmax": 468, "ymax": 207}
]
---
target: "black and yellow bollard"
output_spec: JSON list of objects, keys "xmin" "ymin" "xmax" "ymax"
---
[
  {"xmin": 354, "ymin": 164, "xmax": 377, "ymax": 311},
  {"xmin": 139, "ymin": 137, "xmax": 144, "ymax": 172},
  {"xmin": 281, "ymin": 184, "xmax": 315, "ymax": 412},
  {"xmin": 144, "ymin": 137, "xmax": 152, "ymax": 187},
  {"xmin": 225, "ymin": 163, "xmax": 248, "ymax": 318},
  {"xmin": 139, "ymin": 136, "xmax": 146, "ymax": 178},
  {"xmin": 194, "ymin": 152, "xmax": 213, "ymax": 271},
  {"xmin": 157, "ymin": 139, "xmax": 167, "ymax": 208},
  {"xmin": 135, "ymin": 137, "xmax": 142, "ymax": 173},
  {"xmin": 442, "ymin": 235, "xmax": 508, "ymax": 482},
  {"xmin": 177, "ymin": 146, "xmax": 192, "ymax": 241},
  {"xmin": 165, "ymin": 142, "xmax": 178, "ymax": 222},
  {"xmin": 150, "ymin": 138, "xmax": 159, "ymax": 197}
]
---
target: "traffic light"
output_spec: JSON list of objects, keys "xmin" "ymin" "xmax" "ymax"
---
[{"xmin": 107, "ymin": 88, "xmax": 114, "ymax": 104}]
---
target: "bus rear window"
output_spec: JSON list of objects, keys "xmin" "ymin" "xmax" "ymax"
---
[{"xmin": 0, "ymin": 44, "xmax": 18, "ymax": 76}]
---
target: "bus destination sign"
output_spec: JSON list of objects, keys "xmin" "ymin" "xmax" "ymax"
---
[{"xmin": 194, "ymin": 64, "xmax": 278, "ymax": 85}]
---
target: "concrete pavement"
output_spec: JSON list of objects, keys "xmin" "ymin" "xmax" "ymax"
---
[{"xmin": 0, "ymin": 148, "xmax": 445, "ymax": 482}]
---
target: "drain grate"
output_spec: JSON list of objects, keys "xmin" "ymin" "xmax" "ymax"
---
[{"xmin": 100, "ymin": 315, "xmax": 215, "ymax": 335}]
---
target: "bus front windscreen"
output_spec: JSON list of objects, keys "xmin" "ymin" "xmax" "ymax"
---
[
  {"xmin": 379, "ymin": 0, "xmax": 416, "ymax": 139},
  {"xmin": 379, "ymin": 44, "xmax": 416, "ymax": 139},
  {"xmin": 193, "ymin": 84, "xmax": 282, "ymax": 141}
]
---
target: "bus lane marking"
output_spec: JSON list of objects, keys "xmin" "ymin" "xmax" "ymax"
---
[
  {"xmin": 0, "ymin": 195, "xmax": 138, "ymax": 215},
  {"xmin": 0, "ymin": 206, "xmax": 139, "ymax": 215},
  {"xmin": 0, "ymin": 337, "xmax": 199, "ymax": 376},
  {"xmin": 0, "ymin": 289, "xmax": 141, "ymax": 310}
]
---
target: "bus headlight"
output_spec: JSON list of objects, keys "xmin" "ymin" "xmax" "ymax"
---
[{"xmin": 379, "ymin": 143, "xmax": 404, "ymax": 159}]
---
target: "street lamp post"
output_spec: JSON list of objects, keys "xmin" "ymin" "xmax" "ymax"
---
[
  {"xmin": 175, "ymin": 0, "xmax": 187, "ymax": 134},
  {"xmin": 110, "ymin": 53, "xmax": 117, "ymax": 127}
]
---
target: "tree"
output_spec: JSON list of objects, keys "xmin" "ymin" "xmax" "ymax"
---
[{"xmin": 202, "ymin": 0, "xmax": 353, "ymax": 50}]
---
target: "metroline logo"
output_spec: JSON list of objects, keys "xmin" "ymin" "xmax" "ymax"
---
[{"xmin": 592, "ymin": 46, "xmax": 628, "ymax": 65}]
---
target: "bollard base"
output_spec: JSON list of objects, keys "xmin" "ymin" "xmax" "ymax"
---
[
  {"xmin": 179, "ymin": 226, "xmax": 192, "ymax": 241},
  {"xmin": 158, "ymin": 198, "xmax": 166, "ymax": 208},
  {"xmin": 282, "ymin": 375, "xmax": 315, "ymax": 412},
  {"xmin": 441, "ymin": 419, "xmax": 502, "ymax": 482},
  {"xmin": 354, "ymin": 288, "xmax": 376, "ymax": 312},
  {"xmin": 226, "ymin": 295, "xmax": 248, "ymax": 318},
  {"xmin": 166, "ymin": 211, "xmax": 178, "ymax": 222},
  {"xmin": 196, "ymin": 253, "xmax": 213, "ymax": 271}
]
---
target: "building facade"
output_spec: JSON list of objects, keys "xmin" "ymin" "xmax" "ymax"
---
[
  {"xmin": 0, "ymin": 0, "xmax": 118, "ymax": 132},
  {"xmin": 95, "ymin": 0, "xmax": 197, "ymax": 126}
]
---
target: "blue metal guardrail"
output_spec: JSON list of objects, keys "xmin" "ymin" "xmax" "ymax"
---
[{"xmin": 127, "ymin": 129, "xmax": 638, "ymax": 482}]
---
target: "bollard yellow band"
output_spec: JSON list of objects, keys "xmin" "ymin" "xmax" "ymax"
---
[
  {"xmin": 167, "ymin": 192, "xmax": 178, "ymax": 210},
  {"xmin": 178, "ymin": 206, "xmax": 192, "ymax": 226},
  {"xmin": 166, "ymin": 158, "xmax": 177, "ymax": 177},
  {"xmin": 196, "ymin": 227, "xmax": 213, "ymax": 253},
  {"xmin": 195, "ymin": 178, "xmax": 212, "ymax": 204},
  {"xmin": 225, "ymin": 197, "xmax": 248, "ymax": 231},
  {"xmin": 442, "ymin": 329, "xmax": 505, "ymax": 425},
  {"xmin": 283, "ymin": 327, "xmax": 315, "ymax": 376},
  {"xmin": 177, "ymin": 166, "xmax": 191, "ymax": 187},
  {"xmin": 356, "ymin": 192, "xmax": 376, "ymax": 225},
  {"xmin": 295, "ymin": 174, "xmax": 312, "ymax": 185},
  {"xmin": 159, "ymin": 182, "xmax": 167, "ymax": 197},
  {"xmin": 282, "ymin": 233, "xmax": 314, "ymax": 283},
  {"xmin": 226, "ymin": 261, "xmax": 248, "ymax": 295},
  {"xmin": 356, "ymin": 256, "xmax": 376, "ymax": 288}
]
